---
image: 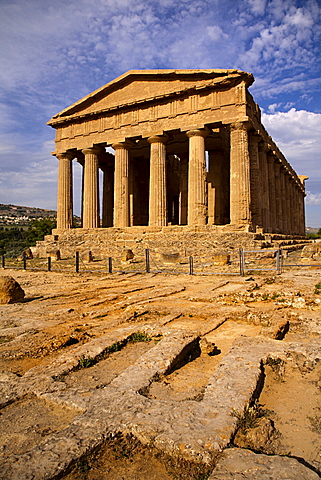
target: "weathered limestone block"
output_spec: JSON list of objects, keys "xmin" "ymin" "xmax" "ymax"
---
[
  {"xmin": 47, "ymin": 250, "xmax": 61, "ymax": 261},
  {"xmin": 212, "ymin": 254, "xmax": 230, "ymax": 265},
  {"xmin": 154, "ymin": 251, "xmax": 181, "ymax": 264},
  {"xmin": 121, "ymin": 249, "xmax": 134, "ymax": 262},
  {"xmin": 18, "ymin": 248, "xmax": 33, "ymax": 260},
  {"xmin": 233, "ymin": 417, "xmax": 281, "ymax": 454},
  {"xmin": 301, "ymin": 243, "xmax": 321, "ymax": 260},
  {"xmin": 209, "ymin": 448, "xmax": 319, "ymax": 480},
  {"xmin": 0, "ymin": 276, "xmax": 25, "ymax": 304}
]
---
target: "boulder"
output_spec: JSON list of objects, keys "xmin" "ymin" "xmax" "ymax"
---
[
  {"xmin": 212, "ymin": 254, "xmax": 230, "ymax": 265},
  {"xmin": 23, "ymin": 248, "xmax": 33, "ymax": 259},
  {"xmin": 0, "ymin": 276, "xmax": 25, "ymax": 304},
  {"xmin": 154, "ymin": 251, "xmax": 180, "ymax": 264},
  {"xmin": 233, "ymin": 416, "xmax": 281, "ymax": 454},
  {"xmin": 301, "ymin": 243, "xmax": 321, "ymax": 260},
  {"xmin": 17, "ymin": 248, "xmax": 34, "ymax": 261},
  {"xmin": 121, "ymin": 249, "xmax": 135, "ymax": 262},
  {"xmin": 47, "ymin": 250, "xmax": 61, "ymax": 261}
]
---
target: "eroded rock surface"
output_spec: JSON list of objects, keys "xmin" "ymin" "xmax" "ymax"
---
[
  {"xmin": 209, "ymin": 448, "xmax": 320, "ymax": 480},
  {"xmin": 0, "ymin": 268, "xmax": 320, "ymax": 479}
]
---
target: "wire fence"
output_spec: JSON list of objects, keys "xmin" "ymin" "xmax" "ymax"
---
[{"xmin": 1, "ymin": 247, "xmax": 320, "ymax": 276}]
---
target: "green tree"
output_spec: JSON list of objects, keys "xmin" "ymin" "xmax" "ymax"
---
[
  {"xmin": 307, "ymin": 230, "xmax": 321, "ymax": 239},
  {"xmin": 0, "ymin": 218, "xmax": 56, "ymax": 257},
  {"xmin": 26, "ymin": 218, "xmax": 56, "ymax": 244}
]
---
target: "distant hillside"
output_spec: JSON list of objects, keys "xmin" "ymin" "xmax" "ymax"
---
[
  {"xmin": 0, "ymin": 204, "xmax": 56, "ymax": 226},
  {"xmin": 306, "ymin": 227, "xmax": 320, "ymax": 234}
]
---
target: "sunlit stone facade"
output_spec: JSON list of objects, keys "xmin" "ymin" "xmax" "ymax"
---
[{"xmin": 48, "ymin": 69, "xmax": 307, "ymax": 236}]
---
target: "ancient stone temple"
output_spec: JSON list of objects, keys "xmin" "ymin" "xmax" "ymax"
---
[{"xmin": 45, "ymin": 69, "xmax": 307, "ymax": 256}]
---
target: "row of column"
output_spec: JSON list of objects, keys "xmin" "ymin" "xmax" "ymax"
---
[
  {"xmin": 56, "ymin": 122, "xmax": 306, "ymax": 234},
  {"xmin": 250, "ymin": 137, "xmax": 306, "ymax": 235},
  {"xmin": 56, "ymin": 128, "xmax": 210, "ymax": 230}
]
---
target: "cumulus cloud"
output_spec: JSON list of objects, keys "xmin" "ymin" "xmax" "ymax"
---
[
  {"xmin": 306, "ymin": 192, "xmax": 321, "ymax": 206},
  {"xmin": 262, "ymin": 109, "xmax": 321, "ymax": 178},
  {"xmin": 247, "ymin": 0, "xmax": 267, "ymax": 16},
  {"xmin": 207, "ymin": 25, "xmax": 229, "ymax": 41}
]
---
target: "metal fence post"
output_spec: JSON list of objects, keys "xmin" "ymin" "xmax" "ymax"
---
[
  {"xmin": 47, "ymin": 257, "xmax": 51, "ymax": 272},
  {"xmin": 239, "ymin": 248, "xmax": 245, "ymax": 276},
  {"xmin": 75, "ymin": 251, "xmax": 79, "ymax": 273},
  {"xmin": 189, "ymin": 256, "xmax": 194, "ymax": 275},
  {"xmin": 145, "ymin": 249, "xmax": 150, "ymax": 273},
  {"xmin": 108, "ymin": 257, "xmax": 112, "ymax": 274},
  {"xmin": 1, "ymin": 255, "xmax": 5, "ymax": 269},
  {"xmin": 23, "ymin": 253, "xmax": 27, "ymax": 270}
]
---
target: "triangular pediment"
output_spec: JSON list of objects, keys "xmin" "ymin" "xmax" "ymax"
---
[{"xmin": 48, "ymin": 69, "xmax": 253, "ymax": 126}]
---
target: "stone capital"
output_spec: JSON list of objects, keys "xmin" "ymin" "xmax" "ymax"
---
[
  {"xmin": 230, "ymin": 119, "xmax": 253, "ymax": 132},
  {"xmin": 186, "ymin": 128, "xmax": 209, "ymax": 139},
  {"xmin": 267, "ymin": 151, "xmax": 277, "ymax": 163},
  {"xmin": 82, "ymin": 147, "xmax": 103, "ymax": 156},
  {"xmin": 111, "ymin": 141, "xmax": 133, "ymax": 151},
  {"xmin": 147, "ymin": 134, "xmax": 169, "ymax": 145},
  {"xmin": 249, "ymin": 132, "xmax": 262, "ymax": 144},
  {"xmin": 258, "ymin": 141, "xmax": 268, "ymax": 153},
  {"xmin": 55, "ymin": 151, "xmax": 74, "ymax": 161}
]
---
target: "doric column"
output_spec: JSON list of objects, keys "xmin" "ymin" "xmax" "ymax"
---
[
  {"xmin": 291, "ymin": 183, "xmax": 298, "ymax": 235},
  {"xmin": 299, "ymin": 190, "xmax": 306, "ymax": 235},
  {"xmin": 179, "ymin": 153, "xmax": 188, "ymax": 225},
  {"xmin": 298, "ymin": 175, "xmax": 308, "ymax": 235},
  {"xmin": 274, "ymin": 160, "xmax": 282, "ymax": 233},
  {"xmin": 229, "ymin": 121, "xmax": 251, "ymax": 226},
  {"xmin": 101, "ymin": 164, "xmax": 114, "ymax": 227},
  {"xmin": 249, "ymin": 133, "xmax": 263, "ymax": 230},
  {"xmin": 293, "ymin": 181, "xmax": 300, "ymax": 235},
  {"xmin": 113, "ymin": 142, "xmax": 131, "ymax": 228},
  {"xmin": 148, "ymin": 135, "xmax": 168, "ymax": 226},
  {"xmin": 258, "ymin": 142, "xmax": 270, "ymax": 232},
  {"xmin": 208, "ymin": 150, "xmax": 224, "ymax": 224},
  {"xmin": 267, "ymin": 153, "xmax": 276, "ymax": 232},
  {"xmin": 285, "ymin": 173, "xmax": 293, "ymax": 234},
  {"xmin": 82, "ymin": 147, "xmax": 100, "ymax": 229},
  {"xmin": 288, "ymin": 177, "xmax": 296, "ymax": 234},
  {"xmin": 187, "ymin": 128, "xmax": 208, "ymax": 225},
  {"xmin": 56, "ymin": 152, "xmax": 74, "ymax": 230},
  {"xmin": 279, "ymin": 167, "xmax": 287, "ymax": 233},
  {"xmin": 76, "ymin": 157, "xmax": 85, "ymax": 228}
]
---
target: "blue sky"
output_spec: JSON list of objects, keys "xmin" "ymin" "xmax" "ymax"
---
[{"xmin": 0, "ymin": 0, "xmax": 320, "ymax": 226}]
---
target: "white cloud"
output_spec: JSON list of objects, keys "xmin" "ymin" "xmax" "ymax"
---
[
  {"xmin": 207, "ymin": 25, "xmax": 229, "ymax": 41},
  {"xmin": 239, "ymin": 0, "xmax": 321, "ymax": 83},
  {"xmin": 247, "ymin": 0, "xmax": 267, "ymax": 15},
  {"xmin": 268, "ymin": 103, "xmax": 282, "ymax": 113},
  {"xmin": 306, "ymin": 192, "xmax": 321, "ymax": 206},
  {"xmin": 262, "ymin": 109, "xmax": 321, "ymax": 179},
  {"xmin": 267, "ymin": 102, "xmax": 294, "ymax": 112}
]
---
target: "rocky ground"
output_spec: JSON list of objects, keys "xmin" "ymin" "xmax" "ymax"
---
[{"xmin": 0, "ymin": 266, "xmax": 321, "ymax": 479}]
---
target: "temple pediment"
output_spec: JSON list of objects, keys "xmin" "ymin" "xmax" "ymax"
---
[{"xmin": 48, "ymin": 69, "xmax": 253, "ymax": 126}]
